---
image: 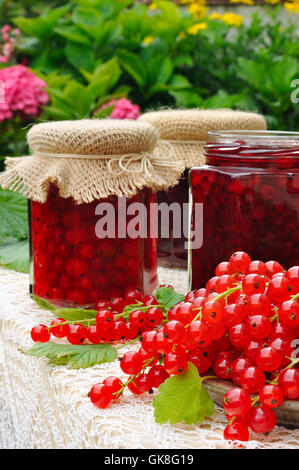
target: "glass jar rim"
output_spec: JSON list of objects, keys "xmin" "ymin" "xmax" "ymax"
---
[{"xmin": 207, "ymin": 130, "xmax": 299, "ymax": 141}]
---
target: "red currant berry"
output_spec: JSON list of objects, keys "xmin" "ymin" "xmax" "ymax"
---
[
  {"xmin": 187, "ymin": 321, "xmax": 213, "ymax": 348},
  {"xmin": 223, "ymin": 422, "xmax": 249, "ymax": 442},
  {"xmin": 141, "ymin": 330, "xmax": 158, "ymax": 355},
  {"xmin": 120, "ymin": 351, "xmax": 143, "ymax": 375},
  {"xmin": 265, "ymin": 261, "xmax": 284, "ymax": 278},
  {"xmin": 256, "ymin": 346, "xmax": 282, "ymax": 372},
  {"xmin": 286, "ymin": 266, "xmax": 299, "ymax": 291},
  {"xmin": 103, "ymin": 376, "xmax": 123, "ymax": 397},
  {"xmin": 96, "ymin": 309, "xmax": 115, "ymax": 329},
  {"xmin": 174, "ymin": 302, "xmax": 195, "ymax": 325},
  {"xmin": 229, "ymin": 323, "xmax": 249, "ymax": 349},
  {"xmin": 231, "ymin": 357, "xmax": 252, "ymax": 385},
  {"xmin": 240, "ymin": 366, "xmax": 265, "ymax": 393},
  {"xmin": 163, "ymin": 320, "xmax": 186, "ymax": 343},
  {"xmin": 206, "ymin": 276, "xmax": 219, "ymax": 294},
  {"xmin": 125, "ymin": 289, "xmax": 143, "ymax": 304},
  {"xmin": 247, "ymin": 294, "xmax": 272, "ymax": 317},
  {"xmin": 31, "ymin": 324, "xmax": 50, "ymax": 343},
  {"xmin": 146, "ymin": 307, "xmax": 164, "ymax": 327},
  {"xmin": 242, "ymin": 274, "xmax": 266, "ymax": 295},
  {"xmin": 202, "ymin": 300, "xmax": 224, "ymax": 324},
  {"xmin": 246, "ymin": 315, "xmax": 272, "ymax": 340},
  {"xmin": 67, "ymin": 324, "xmax": 88, "ymax": 345},
  {"xmin": 229, "ymin": 251, "xmax": 251, "ymax": 273},
  {"xmin": 223, "ymin": 388, "xmax": 251, "ymax": 416},
  {"xmin": 147, "ymin": 365, "xmax": 170, "ymax": 388},
  {"xmin": 248, "ymin": 406, "xmax": 277, "ymax": 434},
  {"xmin": 87, "ymin": 324, "xmax": 103, "ymax": 344},
  {"xmin": 213, "ymin": 355, "xmax": 232, "ymax": 380},
  {"xmin": 278, "ymin": 300, "xmax": 299, "ymax": 328},
  {"xmin": 129, "ymin": 310, "xmax": 146, "ymax": 328},
  {"xmin": 278, "ymin": 368, "xmax": 299, "ymax": 399},
  {"xmin": 89, "ymin": 383, "xmax": 112, "ymax": 409},
  {"xmin": 50, "ymin": 318, "xmax": 69, "ymax": 338},
  {"xmin": 247, "ymin": 260, "xmax": 267, "ymax": 276},
  {"xmin": 215, "ymin": 261, "xmax": 230, "ymax": 276},
  {"xmin": 267, "ymin": 277, "xmax": 292, "ymax": 304},
  {"xmin": 164, "ymin": 352, "xmax": 188, "ymax": 375},
  {"xmin": 244, "ymin": 340, "xmax": 263, "ymax": 362},
  {"xmin": 187, "ymin": 349, "xmax": 213, "ymax": 374},
  {"xmin": 259, "ymin": 384, "xmax": 283, "ymax": 408},
  {"xmin": 110, "ymin": 297, "xmax": 126, "ymax": 313}
]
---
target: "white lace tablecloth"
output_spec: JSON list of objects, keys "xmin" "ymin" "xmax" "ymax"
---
[{"xmin": 0, "ymin": 266, "xmax": 298, "ymax": 449}]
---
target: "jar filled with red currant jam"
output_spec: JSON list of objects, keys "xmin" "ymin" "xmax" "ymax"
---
[
  {"xmin": 139, "ymin": 110, "xmax": 267, "ymax": 269},
  {"xmin": 0, "ymin": 120, "xmax": 182, "ymax": 307},
  {"xmin": 189, "ymin": 130, "xmax": 299, "ymax": 289}
]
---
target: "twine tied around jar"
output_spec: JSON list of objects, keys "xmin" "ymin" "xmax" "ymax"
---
[{"xmin": 31, "ymin": 141, "xmax": 180, "ymax": 178}]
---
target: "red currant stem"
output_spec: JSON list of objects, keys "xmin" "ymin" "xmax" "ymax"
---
[
  {"xmin": 270, "ymin": 312, "xmax": 279, "ymax": 322},
  {"xmin": 114, "ymin": 304, "xmax": 165, "ymax": 320},
  {"xmin": 291, "ymin": 292, "xmax": 299, "ymax": 301},
  {"xmin": 251, "ymin": 396, "xmax": 260, "ymax": 407},
  {"xmin": 185, "ymin": 307, "xmax": 202, "ymax": 327},
  {"xmin": 113, "ymin": 356, "xmax": 156, "ymax": 398},
  {"xmin": 115, "ymin": 336, "xmax": 141, "ymax": 350},
  {"xmin": 201, "ymin": 375, "xmax": 218, "ymax": 382},
  {"xmin": 271, "ymin": 357, "xmax": 299, "ymax": 385},
  {"xmin": 229, "ymin": 416, "xmax": 237, "ymax": 425},
  {"xmin": 213, "ymin": 285, "xmax": 242, "ymax": 303},
  {"xmin": 47, "ymin": 318, "xmax": 95, "ymax": 330}
]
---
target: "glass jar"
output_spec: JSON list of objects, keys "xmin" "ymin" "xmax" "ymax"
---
[
  {"xmin": 189, "ymin": 131, "xmax": 299, "ymax": 289},
  {"xmin": 29, "ymin": 184, "xmax": 157, "ymax": 307},
  {"xmin": 157, "ymin": 169, "xmax": 189, "ymax": 268}
]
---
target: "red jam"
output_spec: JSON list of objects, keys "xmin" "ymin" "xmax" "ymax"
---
[
  {"xmin": 157, "ymin": 169, "xmax": 188, "ymax": 268},
  {"xmin": 189, "ymin": 131, "xmax": 299, "ymax": 289},
  {"xmin": 29, "ymin": 185, "xmax": 157, "ymax": 307}
]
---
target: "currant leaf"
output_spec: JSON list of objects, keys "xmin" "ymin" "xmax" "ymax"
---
[
  {"xmin": 25, "ymin": 341, "xmax": 117, "ymax": 369},
  {"xmin": 153, "ymin": 362, "xmax": 214, "ymax": 425},
  {"xmin": 33, "ymin": 295, "xmax": 97, "ymax": 320},
  {"xmin": 155, "ymin": 287, "xmax": 185, "ymax": 312}
]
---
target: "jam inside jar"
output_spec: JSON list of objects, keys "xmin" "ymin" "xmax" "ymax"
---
[
  {"xmin": 157, "ymin": 169, "xmax": 189, "ymax": 268},
  {"xmin": 29, "ymin": 184, "xmax": 157, "ymax": 307},
  {"xmin": 189, "ymin": 131, "xmax": 299, "ymax": 289}
]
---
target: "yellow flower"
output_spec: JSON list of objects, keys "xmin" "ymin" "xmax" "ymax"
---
[
  {"xmin": 189, "ymin": 3, "xmax": 208, "ymax": 18},
  {"xmin": 284, "ymin": 1, "xmax": 299, "ymax": 13},
  {"xmin": 208, "ymin": 12, "xmax": 223, "ymax": 21},
  {"xmin": 143, "ymin": 36, "xmax": 155, "ymax": 45},
  {"xmin": 187, "ymin": 22, "xmax": 208, "ymax": 35},
  {"xmin": 230, "ymin": 0, "xmax": 254, "ymax": 4},
  {"xmin": 149, "ymin": 2, "xmax": 157, "ymax": 9},
  {"xmin": 222, "ymin": 12, "xmax": 244, "ymax": 27}
]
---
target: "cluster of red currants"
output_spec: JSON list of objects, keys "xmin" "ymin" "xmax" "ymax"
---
[
  {"xmin": 89, "ymin": 252, "xmax": 299, "ymax": 444},
  {"xmin": 31, "ymin": 288, "xmax": 164, "ymax": 345}
]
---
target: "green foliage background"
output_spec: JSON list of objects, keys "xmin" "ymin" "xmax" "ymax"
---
[{"xmin": 0, "ymin": 0, "xmax": 298, "ymax": 272}]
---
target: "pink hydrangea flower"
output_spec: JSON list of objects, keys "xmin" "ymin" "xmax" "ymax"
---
[
  {"xmin": 98, "ymin": 97, "xmax": 140, "ymax": 120},
  {"xmin": 0, "ymin": 65, "xmax": 49, "ymax": 122}
]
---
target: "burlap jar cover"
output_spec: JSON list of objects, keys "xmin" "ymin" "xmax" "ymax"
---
[
  {"xmin": 0, "ymin": 119, "xmax": 184, "ymax": 203},
  {"xmin": 138, "ymin": 109, "xmax": 267, "ymax": 168}
]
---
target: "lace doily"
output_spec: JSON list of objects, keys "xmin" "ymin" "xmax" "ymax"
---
[{"xmin": 0, "ymin": 266, "xmax": 298, "ymax": 449}]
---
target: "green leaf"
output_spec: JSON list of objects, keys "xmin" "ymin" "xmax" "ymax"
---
[
  {"xmin": 153, "ymin": 362, "xmax": 214, "ymax": 425},
  {"xmin": 0, "ymin": 240, "xmax": 29, "ymax": 273},
  {"xmin": 118, "ymin": 50, "xmax": 147, "ymax": 89},
  {"xmin": 26, "ymin": 341, "xmax": 117, "ymax": 369},
  {"xmin": 54, "ymin": 25, "xmax": 91, "ymax": 45},
  {"xmin": 0, "ymin": 188, "xmax": 28, "ymax": 244},
  {"xmin": 155, "ymin": 287, "xmax": 185, "ymax": 311},
  {"xmin": 14, "ymin": 17, "xmax": 50, "ymax": 40},
  {"xmin": 65, "ymin": 41, "xmax": 95, "ymax": 71},
  {"xmin": 33, "ymin": 295, "xmax": 97, "ymax": 321}
]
